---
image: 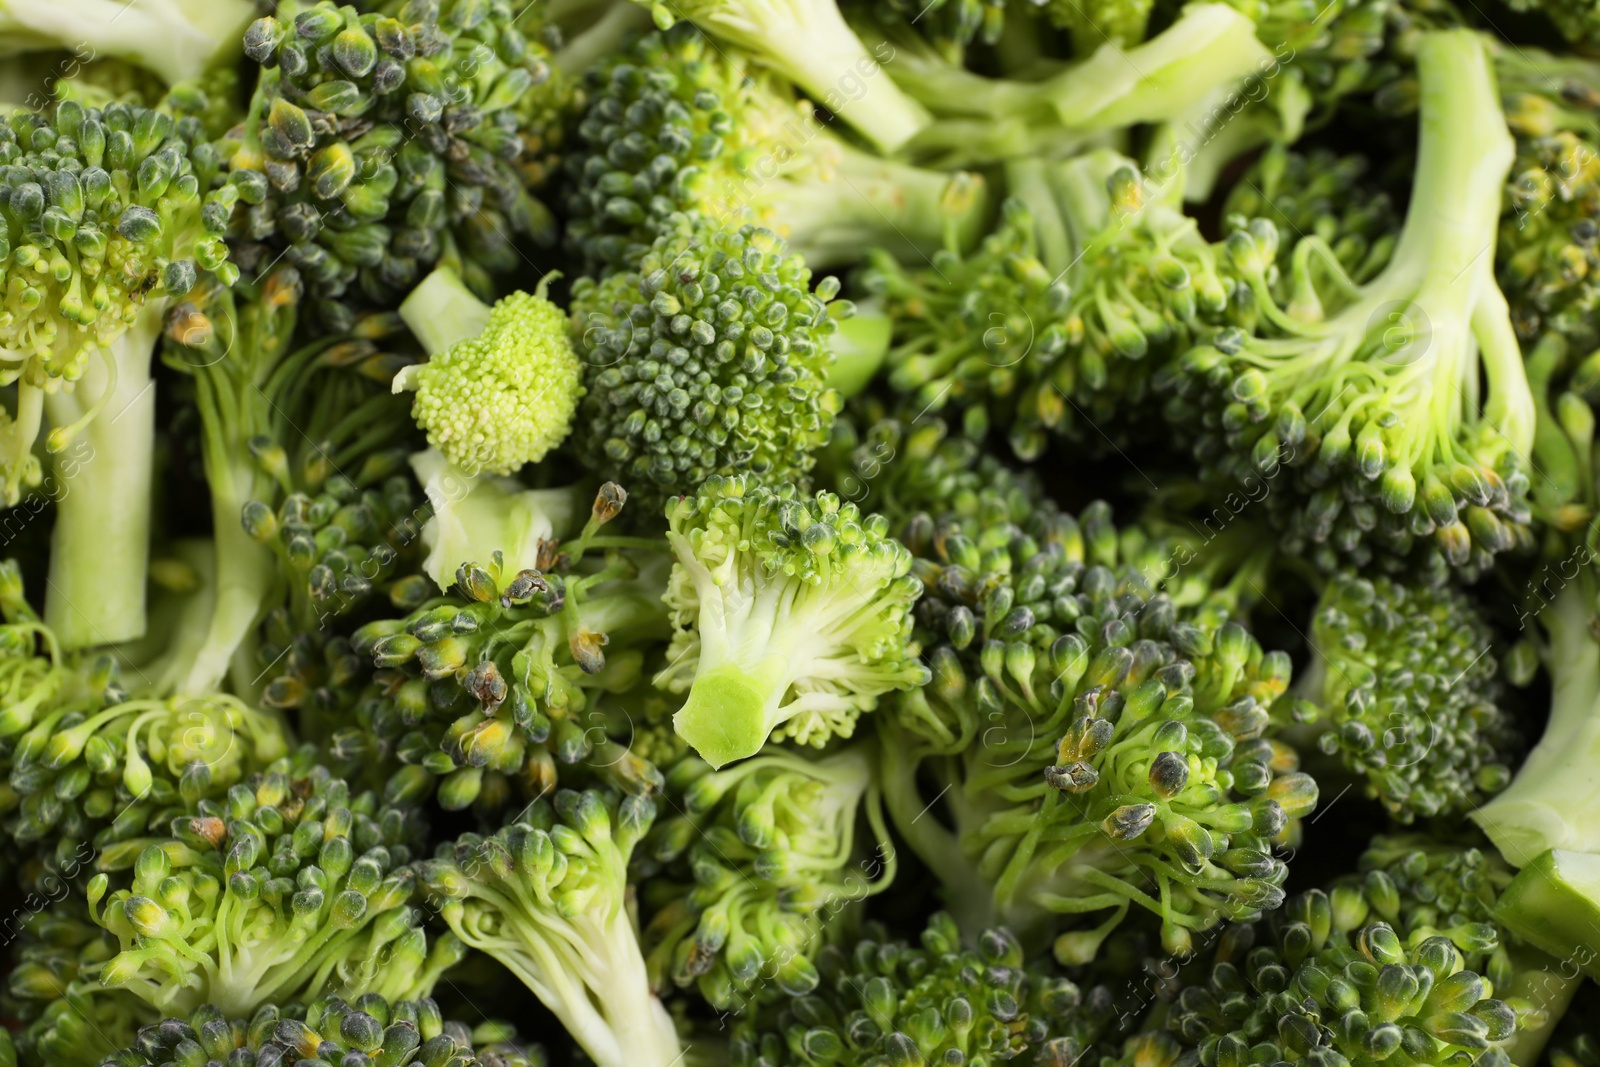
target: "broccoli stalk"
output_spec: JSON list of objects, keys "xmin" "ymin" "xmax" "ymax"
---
[
  {"xmin": 656, "ymin": 476, "xmax": 928, "ymax": 769},
  {"xmin": 0, "ymin": 0, "xmax": 255, "ymax": 86}
]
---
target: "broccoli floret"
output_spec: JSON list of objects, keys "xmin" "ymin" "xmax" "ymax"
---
[
  {"xmin": 1161, "ymin": 30, "xmax": 1535, "ymax": 579},
  {"xmin": 228, "ymin": 0, "xmax": 558, "ymax": 329},
  {"xmin": 640, "ymin": 744, "xmax": 894, "ymax": 1009},
  {"xmin": 866, "ymin": 151, "xmax": 1233, "ymax": 460},
  {"xmin": 0, "ymin": 0, "xmax": 255, "ymax": 87},
  {"xmin": 420, "ymin": 789, "xmax": 684, "ymax": 1067},
  {"xmin": 656, "ymin": 476, "xmax": 928, "ymax": 769},
  {"xmin": 87, "ymin": 759, "xmax": 461, "ymax": 1016},
  {"xmin": 393, "ymin": 267, "xmax": 582, "ymax": 477},
  {"xmin": 0, "ymin": 101, "xmax": 237, "ymax": 649},
  {"xmin": 1304, "ymin": 574, "xmax": 1517, "ymax": 822},
  {"xmin": 623, "ymin": 0, "xmax": 932, "ymax": 154},
  {"xmin": 347, "ymin": 483, "xmax": 672, "ymax": 809},
  {"xmin": 563, "ymin": 27, "xmax": 987, "ymax": 275},
  {"xmin": 731, "ymin": 912, "xmax": 1117, "ymax": 1066},
  {"xmin": 103, "ymin": 994, "xmax": 545, "ymax": 1067},
  {"xmin": 880, "ymin": 477, "xmax": 1316, "ymax": 960},
  {"xmin": 571, "ymin": 218, "xmax": 846, "ymax": 512}
]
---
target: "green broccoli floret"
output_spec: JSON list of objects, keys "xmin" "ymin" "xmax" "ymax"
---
[
  {"xmin": 0, "ymin": 101, "xmax": 237, "ymax": 649},
  {"xmin": 656, "ymin": 476, "xmax": 928, "ymax": 769},
  {"xmin": 1304, "ymin": 574, "xmax": 1517, "ymax": 822},
  {"xmin": 0, "ymin": 0, "xmax": 255, "ymax": 87},
  {"xmin": 640, "ymin": 744, "xmax": 894, "ymax": 1009},
  {"xmin": 622, "ymin": 0, "xmax": 932, "ymax": 154},
  {"xmin": 731, "ymin": 912, "xmax": 1117, "ymax": 1066},
  {"xmin": 87, "ymin": 759, "xmax": 462, "ymax": 1017},
  {"xmin": 393, "ymin": 267, "xmax": 582, "ymax": 477},
  {"xmin": 563, "ymin": 27, "xmax": 987, "ymax": 275},
  {"xmin": 101, "ymin": 994, "xmax": 545, "ymax": 1067},
  {"xmin": 1161, "ymin": 30, "xmax": 1535, "ymax": 579},
  {"xmin": 879, "ymin": 474, "xmax": 1317, "ymax": 961},
  {"xmin": 347, "ymin": 483, "xmax": 672, "ymax": 809},
  {"xmin": 228, "ymin": 0, "xmax": 559, "ymax": 329},
  {"xmin": 860, "ymin": 4, "xmax": 1273, "ymax": 167},
  {"xmin": 865, "ymin": 151, "xmax": 1233, "ymax": 460},
  {"xmin": 420, "ymin": 789, "xmax": 684, "ymax": 1067},
  {"xmin": 1112, "ymin": 888, "xmax": 1527, "ymax": 1067},
  {"xmin": 571, "ymin": 218, "xmax": 846, "ymax": 512}
]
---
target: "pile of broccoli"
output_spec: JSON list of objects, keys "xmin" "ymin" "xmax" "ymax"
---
[{"xmin": 5, "ymin": 0, "xmax": 1600, "ymax": 1066}]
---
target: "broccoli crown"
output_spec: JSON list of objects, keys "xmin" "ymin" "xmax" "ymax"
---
[
  {"xmin": 348, "ymin": 515, "xmax": 672, "ymax": 811},
  {"xmin": 572, "ymin": 218, "xmax": 843, "ymax": 513},
  {"xmin": 102, "ymin": 994, "xmax": 545, "ymax": 1067},
  {"xmin": 1121, "ymin": 890, "xmax": 1521, "ymax": 1067},
  {"xmin": 230, "ymin": 0, "xmax": 557, "ymax": 329},
  {"xmin": 1310, "ymin": 574, "xmax": 1516, "ymax": 822},
  {"xmin": 1220, "ymin": 147, "xmax": 1399, "ymax": 299},
  {"xmin": 1500, "ymin": 0, "xmax": 1600, "ymax": 45},
  {"xmin": 882, "ymin": 482, "xmax": 1317, "ymax": 959},
  {"xmin": 640, "ymin": 747, "xmax": 892, "ymax": 1009},
  {"xmin": 843, "ymin": 0, "xmax": 1010, "ymax": 53},
  {"xmin": 731, "ymin": 912, "xmax": 1117, "ymax": 1067},
  {"xmin": 657, "ymin": 476, "xmax": 927, "ymax": 768},
  {"xmin": 867, "ymin": 163, "xmax": 1232, "ymax": 461},
  {"xmin": 1160, "ymin": 34, "xmax": 1535, "ymax": 581},
  {"xmin": 0, "ymin": 99, "xmax": 236, "ymax": 501},
  {"xmin": 419, "ymin": 789, "xmax": 683, "ymax": 1067},
  {"xmin": 400, "ymin": 276, "xmax": 583, "ymax": 476},
  {"xmin": 87, "ymin": 758, "xmax": 455, "ymax": 1018},
  {"xmin": 817, "ymin": 404, "xmax": 992, "ymax": 528}
]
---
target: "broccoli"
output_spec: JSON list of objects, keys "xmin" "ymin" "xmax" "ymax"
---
[
  {"xmin": 730, "ymin": 912, "xmax": 1117, "ymax": 1066},
  {"xmin": 1302, "ymin": 573, "xmax": 1517, "ymax": 822},
  {"xmin": 347, "ymin": 482, "xmax": 672, "ymax": 809},
  {"xmin": 1161, "ymin": 30, "xmax": 1535, "ymax": 579},
  {"xmin": 621, "ymin": 0, "xmax": 932, "ymax": 154},
  {"xmin": 640, "ymin": 744, "xmax": 894, "ymax": 1009},
  {"xmin": 420, "ymin": 789, "xmax": 684, "ymax": 1067},
  {"xmin": 879, "ymin": 474, "xmax": 1316, "ymax": 960},
  {"xmin": 228, "ymin": 0, "xmax": 559, "ymax": 330},
  {"xmin": 0, "ymin": 0, "xmax": 255, "ymax": 87},
  {"xmin": 393, "ymin": 266, "xmax": 582, "ymax": 477},
  {"xmin": 0, "ymin": 100, "xmax": 237, "ymax": 650},
  {"xmin": 571, "ymin": 217, "xmax": 847, "ymax": 512},
  {"xmin": 87, "ymin": 758, "xmax": 462, "ymax": 1016},
  {"xmin": 101, "ymin": 994, "xmax": 545, "ymax": 1067},
  {"xmin": 656, "ymin": 475, "xmax": 928, "ymax": 769},
  {"xmin": 563, "ymin": 27, "xmax": 988, "ymax": 275}
]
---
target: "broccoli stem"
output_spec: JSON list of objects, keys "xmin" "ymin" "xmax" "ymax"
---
[
  {"xmin": 826, "ymin": 314, "xmax": 891, "ymax": 399},
  {"xmin": 397, "ymin": 267, "xmax": 494, "ymax": 359},
  {"xmin": 43, "ymin": 313, "xmax": 162, "ymax": 649}
]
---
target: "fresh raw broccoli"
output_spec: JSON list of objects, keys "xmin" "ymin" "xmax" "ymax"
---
[
  {"xmin": 347, "ymin": 482, "xmax": 672, "ymax": 809},
  {"xmin": 620, "ymin": 0, "xmax": 932, "ymax": 154},
  {"xmin": 420, "ymin": 789, "xmax": 684, "ymax": 1067},
  {"xmin": 228, "ymin": 0, "xmax": 559, "ymax": 330},
  {"xmin": 656, "ymin": 475, "xmax": 928, "ymax": 769},
  {"xmin": 640, "ymin": 744, "xmax": 894, "ymax": 1009},
  {"xmin": 392, "ymin": 266, "xmax": 582, "ymax": 477},
  {"xmin": 730, "ymin": 912, "xmax": 1117, "ymax": 1067},
  {"xmin": 865, "ymin": 151, "xmax": 1232, "ymax": 460},
  {"xmin": 87, "ymin": 758, "xmax": 462, "ymax": 1017},
  {"xmin": 571, "ymin": 217, "xmax": 846, "ymax": 512},
  {"xmin": 0, "ymin": 101, "xmax": 237, "ymax": 649},
  {"xmin": 0, "ymin": 0, "xmax": 255, "ymax": 87},
  {"xmin": 100, "ymin": 994, "xmax": 545, "ymax": 1067},
  {"xmin": 1303, "ymin": 573, "xmax": 1517, "ymax": 822},
  {"xmin": 1161, "ymin": 30, "xmax": 1536, "ymax": 579},
  {"xmin": 1111, "ymin": 888, "xmax": 1527, "ymax": 1067},
  {"xmin": 859, "ymin": 4, "xmax": 1273, "ymax": 167},
  {"xmin": 879, "ymin": 474, "xmax": 1317, "ymax": 961},
  {"xmin": 562, "ymin": 27, "xmax": 987, "ymax": 274},
  {"xmin": 1499, "ymin": 0, "xmax": 1599, "ymax": 46}
]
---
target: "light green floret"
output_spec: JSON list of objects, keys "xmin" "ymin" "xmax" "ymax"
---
[
  {"xmin": 394, "ymin": 267, "xmax": 583, "ymax": 477},
  {"xmin": 657, "ymin": 476, "xmax": 929, "ymax": 769}
]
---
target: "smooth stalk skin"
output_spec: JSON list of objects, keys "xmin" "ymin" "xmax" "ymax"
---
[
  {"xmin": 1494, "ymin": 851, "xmax": 1600, "ymax": 981},
  {"xmin": 397, "ymin": 267, "xmax": 493, "ymax": 358},
  {"xmin": 0, "ymin": 0, "xmax": 255, "ymax": 84},
  {"xmin": 43, "ymin": 312, "xmax": 161, "ymax": 649},
  {"xmin": 827, "ymin": 315, "xmax": 892, "ymax": 399}
]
